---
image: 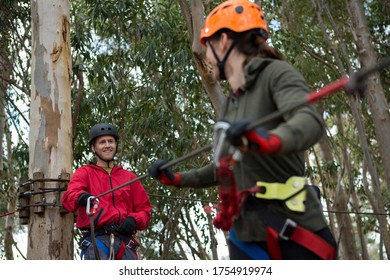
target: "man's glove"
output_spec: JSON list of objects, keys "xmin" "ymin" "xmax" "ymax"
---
[
  {"xmin": 117, "ymin": 216, "xmax": 136, "ymax": 236},
  {"xmin": 148, "ymin": 159, "xmax": 181, "ymax": 187},
  {"xmin": 77, "ymin": 192, "xmax": 93, "ymax": 207},
  {"xmin": 225, "ymin": 120, "xmax": 282, "ymax": 154}
]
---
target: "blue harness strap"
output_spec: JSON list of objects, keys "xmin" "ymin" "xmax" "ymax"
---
[
  {"xmin": 80, "ymin": 238, "xmax": 110, "ymax": 259},
  {"xmin": 229, "ymin": 228, "xmax": 270, "ymax": 260}
]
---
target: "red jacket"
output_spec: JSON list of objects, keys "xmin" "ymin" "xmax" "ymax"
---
[{"xmin": 62, "ymin": 164, "xmax": 151, "ymax": 231}]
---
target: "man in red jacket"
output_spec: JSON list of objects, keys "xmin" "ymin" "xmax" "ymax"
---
[{"xmin": 62, "ymin": 123, "xmax": 151, "ymax": 260}]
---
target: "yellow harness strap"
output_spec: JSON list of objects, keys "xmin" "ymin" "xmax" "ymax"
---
[{"xmin": 255, "ymin": 176, "xmax": 307, "ymax": 212}]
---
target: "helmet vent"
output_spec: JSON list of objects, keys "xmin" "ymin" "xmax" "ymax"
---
[
  {"xmin": 235, "ymin": 6, "xmax": 244, "ymax": 14},
  {"xmin": 89, "ymin": 123, "xmax": 119, "ymax": 144}
]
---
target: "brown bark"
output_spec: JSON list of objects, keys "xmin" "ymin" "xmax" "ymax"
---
[
  {"xmin": 28, "ymin": 0, "xmax": 74, "ymax": 260},
  {"xmin": 346, "ymin": 0, "xmax": 390, "ymax": 258},
  {"xmin": 347, "ymin": 0, "xmax": 390, "ymax": 194},
  {"xmin": 179, "ymin": 0, "xmax": 225, "ymax": 116}
]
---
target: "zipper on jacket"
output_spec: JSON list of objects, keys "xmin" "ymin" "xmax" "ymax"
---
[{"xmin": 108, "ymin": 170, "xmax": 122, "ymax": 224}]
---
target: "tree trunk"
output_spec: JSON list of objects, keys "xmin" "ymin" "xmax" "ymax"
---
[
  {"xmin": 0, "ymin": 19, "xmax": 14, "ymax": 259},
  {"xmin": 346, "ymin": 0, "xmax": 390, "ymax": 258},
  {"xmin": 28, "ymin": 0, "xmax": 74, "ymax": 260},
  {"xmin": 179, "ymin": 0, "xmax": 225, "ymax": 116},
  {"xmin": 310, "ymin": 0, "xmax": 390, "ymax": 259},
  {"xmin": 316, "ymin": 111, "xmax": 361, "ymax": 259},
  {"xmin": 4, "ymin": 122, "xmax": 17, "ymax": 260},
  {"xmin": 207, "ymin": 210, "xmax": 219, "ymax": 260},
  {"xmin": 183, "ymin": 207, "xmax": 209, "ymax": 259},
  {"xmin": 347, "ymin": 0, "xmax": 390, "ymax": 194},
  {"xmin": 161, "ymin": 196, "xmax": 186, "ymax": 259}
]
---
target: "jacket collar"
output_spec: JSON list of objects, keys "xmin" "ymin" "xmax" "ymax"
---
[
  {"xmin": 239, "ymin": 57, "xmax": 274, "ymax": 93},
  {"xmin": 88, "ymin": 163, "xmax": 122, "ymax": 173}
]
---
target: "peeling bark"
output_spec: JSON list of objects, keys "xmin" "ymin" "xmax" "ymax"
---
[{"xmin": 28, "ymin": 0, "xmax": 74, "ymax": 260}]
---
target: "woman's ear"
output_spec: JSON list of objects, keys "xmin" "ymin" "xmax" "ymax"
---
[{"xmin": 220, "ymin": 32, "xmax": 230, "ymax": 51}]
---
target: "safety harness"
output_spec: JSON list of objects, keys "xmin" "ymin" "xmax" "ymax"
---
[
  {"xmin": 229, "ymin": 228, "xmax": 270, "ymax": 259},
  {"xmin": 80, "ymin": 231, "xmax": 139, "ymax": 260},
  {"xmin": 241, "ymin": 178, "xmax": 335, "ymax": 259},
  {"xmin": 212, "ymin": 123, "xmax": 336, "ymax": 260},
  {"xmin": 84, "ymin": 197, "xmax": 139, "ymax": 260}
]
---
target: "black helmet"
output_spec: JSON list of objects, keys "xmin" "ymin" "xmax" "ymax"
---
[{"xmin": 89, "ymin": 123, "xmax": 119, "ymax": 145}]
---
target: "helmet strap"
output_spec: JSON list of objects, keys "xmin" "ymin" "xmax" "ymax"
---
[
  {"xmin": 104, "ymin": 158, "xmax": 111, "ymax": 167},
  {"xmin": 94, "ymin": 153, "xmax": 114, "ymax": 167},
  {"xmin": 208, "ymin": 40, "xmax": 237, "ymax": 80}
]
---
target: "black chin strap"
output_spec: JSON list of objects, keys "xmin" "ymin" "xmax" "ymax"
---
[
  {"xmin": 94, "ymin": 152, "xmax": 114, "ymax": 167},
  {"xmin": 208, "ymin": 40, "xmax": 237, "ymax": 80}
]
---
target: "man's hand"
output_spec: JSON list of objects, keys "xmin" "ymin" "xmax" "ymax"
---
[
  {"xmin": 117, "ymin": 216, "xmax": 136, "ymax": 236},
  {"xmin": 77, "ymin": 192, "xmax": 93, "ymax": 207}
]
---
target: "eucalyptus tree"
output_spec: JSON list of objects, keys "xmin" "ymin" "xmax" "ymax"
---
[
  {"xmin": 27, "ymin": 0, "xmax": 74, "ymax": 259},
  {"xmin": 346, "ymin": 0, "xmax": 390, "ymax": 259}
]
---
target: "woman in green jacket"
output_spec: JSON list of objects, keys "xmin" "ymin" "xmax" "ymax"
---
[{"xmin": 149, "ymin": 0, "xmax": 337, "ymax": 260}]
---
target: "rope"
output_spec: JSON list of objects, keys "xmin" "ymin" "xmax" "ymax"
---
[
  {"xmin": 0, "ymin": 210, "xmax": 17, "ymax": 218},
  {"xmin": 94, "ymin": 173, "xmax": 149, "ymax": 199},
  {"xmin": 89, "ymin": 215, "xmax": 101, "ymax": 260},
  {"xmin": 18, "ymin": 188, "xmax": 67, "ymax": 197}
]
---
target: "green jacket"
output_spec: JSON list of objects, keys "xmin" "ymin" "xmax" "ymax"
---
[{"xmin": 179, "ymin": 58, "xmax": 328, "ymax": 241}]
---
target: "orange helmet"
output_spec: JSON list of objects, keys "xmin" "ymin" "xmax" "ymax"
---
[{"xmin": 200, "ymin": 0, "xmax": 268, "ymax": 46}]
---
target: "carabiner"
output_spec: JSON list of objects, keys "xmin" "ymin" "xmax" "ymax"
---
[
  {"xmin": 213, "ymin": 120, "xmax": 244, "ymax": 166},
  {"xmin": 213, "ymin": 121, "xmax": 231, "ymax": 167},
  {"xmin": 86, "ymin": 196, "xmax": 99, "ymax": 216}
]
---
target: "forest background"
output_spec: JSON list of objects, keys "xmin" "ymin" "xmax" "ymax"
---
[{"xmin": 0, "ymin": 0, "xmax": 389, "ymax": 260}]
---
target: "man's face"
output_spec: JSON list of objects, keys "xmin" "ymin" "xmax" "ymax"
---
[{"xmin": 91, "ymin": 135, "xmax": 117, "ymax": 162}]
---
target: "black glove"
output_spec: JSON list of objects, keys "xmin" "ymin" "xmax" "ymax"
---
[
  {"xmin": 77, "ymin": 192, "xmax": 93, "ymax": 207},
  {"xmin": 148, "ymin": 159, "xmax": 174, "ymax": 180},
  {"xmin": 148, "ymin": 159, "xmax": 182, "ymax": 186},
  {"xmin": 117, "ymin": 216, "xmax": 137, "ymax": 236},
  {"xmin": 225, "ymin": 119, "xmax": 250, "ymax": 147},
  {"xmin": 226, "ymin": 120, "xmax": 282, "ymax": 154}
]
